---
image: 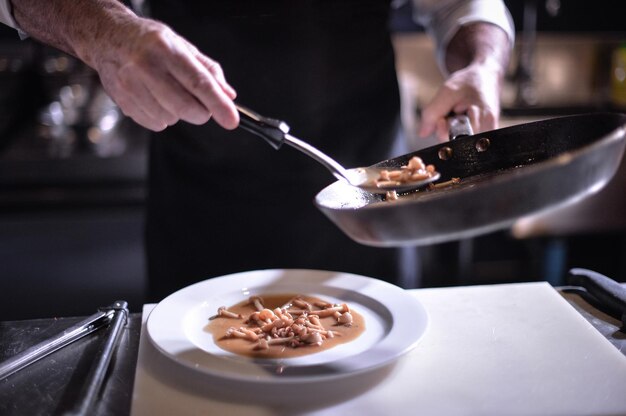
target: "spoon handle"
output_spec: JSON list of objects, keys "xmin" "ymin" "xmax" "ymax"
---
[
  {"xmin": 237, "ymin": 104, "xmax": 289, "ymax": 150},
  {"xmin": 236, "ymin": 104, "xmax": 350, "ymax": 182},
  {"xmin": 282, "ymin": 133, "xmax": 351, "ymax": 182}
]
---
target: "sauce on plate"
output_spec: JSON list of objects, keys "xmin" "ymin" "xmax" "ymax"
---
[{"xmin": 206, "ymin": 293, "xmax": 365, "ymax": 359}]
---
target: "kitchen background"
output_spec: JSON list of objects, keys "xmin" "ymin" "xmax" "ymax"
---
[{"xmin": 1, "ymin": 0, "xmax": 625, "ymax": 320}]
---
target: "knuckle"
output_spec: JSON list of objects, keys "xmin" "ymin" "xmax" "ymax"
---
[
  {"xmin": 205, "ymin": 59, "xmax": 223, "ymax": 74},
  {"xmin": 188, "ymin": 73, "xmax": 215, "ymax": 93},
  {"xmin": 126, "ymin": 29, "xmax": 173, "ymax": 68},
  {"xmin": 178, "ymin": 103, "xmax": 211, "ymax": 124},
  {"xmin": 140, "ymin": 28, "xmax": 171, "ymax": 51}
]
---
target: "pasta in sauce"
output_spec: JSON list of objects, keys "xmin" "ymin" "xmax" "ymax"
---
[{"xmin": 206, "ymin": 294, "xmax": 365, "ymax": 359}]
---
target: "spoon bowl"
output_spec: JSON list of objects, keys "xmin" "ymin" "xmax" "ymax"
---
[{"xmin": 344, "ymin": 167, "xmax": 441, "ymax": 194}]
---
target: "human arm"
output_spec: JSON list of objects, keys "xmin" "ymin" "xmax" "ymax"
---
[
  {"xmin": 5, "ymin": 0, "xmax": 239, "ymax": 132},
  {"xmin": 413, "ymin": 0, "xmax": 514, "ymax": 140}
]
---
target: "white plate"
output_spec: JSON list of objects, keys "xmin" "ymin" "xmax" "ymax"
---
[{"xmin": 146, "ymin": 269, "xmax": 428, "ymax": 384}]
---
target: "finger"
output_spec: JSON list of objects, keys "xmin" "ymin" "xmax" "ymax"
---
[
  {"xmin": 121, "ymin": 99, "xmax": 168, "ymax": 131},
  {"xmin": 435, "ymin": 117, "xmax": 449, "ymax": 142},
  {"xmin": 453, "ymin": 102, "xmax": 468, "ymax": 115},
  {"xmin": 141, "ymin": 68, "xmax": 213, "ymax": 126},
  {"xmin": 204, "ymin": 59, "xmax": 237, "ymax": 100},
  {"xmin": 165, "ymin": 44, "xmax": 239, "ymax": 129},
  {"xmin": 100, "ymin": 78, "xmax": 169, "ymax": 132},
  {"xmin": 479, "ymin": 108, "xmax": 497, "ymax": 132},
  {"xmin": 419, "ymin": 87, "xmax": 458, "ymax": 138},
  {"xmin": 418, "ymin": 112, "xmax": 436, "ymax": 139},
  {"xmin": 191, "ymin": 49, "xmax": 237, "ymax": 100},
  {"xmin": 117, "ymin": 66, "xmax": 179, "ymax": 126},
  {"xmin": 467, "ymin": 105, "xmax": 480, "ymax": 134}
]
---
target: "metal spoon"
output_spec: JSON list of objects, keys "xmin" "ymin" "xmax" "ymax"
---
[{"xmin": 236, "ymin": 105, "xmax": 441, "ymax": 194}]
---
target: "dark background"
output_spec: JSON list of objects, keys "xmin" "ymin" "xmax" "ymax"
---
[{"xmin": 1, "ymin": 0, "xmax": 625, "ymax": 320}]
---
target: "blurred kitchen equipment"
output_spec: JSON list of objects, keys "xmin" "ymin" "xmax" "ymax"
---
[
  {"xmin": 315, "ymin": 113, "xmax": 626, "ymax": 247},
  {"xmin": 611, "ymin": 42, "xmax": 626, "ymax": 108},
  {"xmin": 237, "ymin": 104, "xmax": 452, "ymax": 194},
  {"xmin": 566, "ymin": 268, "xmax": 626, "ymax": 329},
  {"xmin": 38, "ymin": 81, "xmax": 124, "ymax": 159}
]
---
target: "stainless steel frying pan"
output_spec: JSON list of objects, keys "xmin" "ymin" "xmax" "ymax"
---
[{"xmin": 314, "ymin": 113, "xmax": 626, "ymax": 247}]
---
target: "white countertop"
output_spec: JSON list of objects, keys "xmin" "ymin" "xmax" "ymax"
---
[{"xmin": 131, "ymin": 282, "xmax": 626, "ymax": 416}]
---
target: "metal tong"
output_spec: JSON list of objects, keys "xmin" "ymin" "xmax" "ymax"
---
[{"xmin": 0, "ymin": 300, "xmax": 129, "ymax": 416}]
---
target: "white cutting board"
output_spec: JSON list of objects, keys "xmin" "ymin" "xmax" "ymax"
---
[{"xmin": 131, "ymin": 282, "xmax": 626, "ymax": 416}]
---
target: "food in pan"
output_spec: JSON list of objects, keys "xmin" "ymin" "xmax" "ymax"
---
[
  {"xmin": 386, "ymin": 190, "xmax": 399, "ymax": 201},
  {"xmin": 377, "ymin": 155, "xmax": 459, "ymax": 201},
  {"xmin": 374, "ymin": 156, "xmax": 437, "ymax": 189},
  {"xmin": 428, "ymin": 177, "xmax": 461, "ymax": 189},
  {"xmin": 207, "ymin": 294, "xmax": 365, "ymax": 358}
]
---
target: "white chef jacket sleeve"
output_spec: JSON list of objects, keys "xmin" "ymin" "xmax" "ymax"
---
[
  {"xmin": 0, "ymin": 0, "xmax": 28, "ymax": 38},
  {"xmin": 413, "ymin": 0, "xmax": 515, "ymax": 74}
]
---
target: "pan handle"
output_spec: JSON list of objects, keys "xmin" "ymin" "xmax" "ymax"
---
[
  {"xmin": 236, "ymin": 104, "xmax": 289, "ymax": 150},
  {"xmin": 448, "ymin": 114, "xmax": 473, "ymax": 140}
]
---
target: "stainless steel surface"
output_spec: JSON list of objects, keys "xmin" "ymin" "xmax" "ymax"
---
[
  {"xmin": 0, "ymin": 307, "xmax": 114, "ymax": 380},
  {"xmin": 0, "ymin": 313, "xmax": 141, "ymax": 416},
  {"xmin": 315, "ymin": 113, "xmax": 626, "ymax": 247}
]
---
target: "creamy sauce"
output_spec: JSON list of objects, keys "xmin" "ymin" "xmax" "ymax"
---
[{"xmin": 206, "ymin": 294, "xmax": 365, "ymax": 359}]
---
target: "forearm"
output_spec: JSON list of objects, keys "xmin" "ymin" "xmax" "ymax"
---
[
  {"xmin": 445, "ymin": 22, "xmax": 511, "ymax": 80},
  {"xmin": 10, "ymin": 0, "xmax": 138, "ymax": 68},
  {"xmin": 11, "ymin": 0, "xmax": 238, "ymax": 131}
]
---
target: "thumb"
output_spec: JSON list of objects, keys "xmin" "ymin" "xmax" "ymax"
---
[{"xmin": 418, "ymin": 87, "xmax": 457, "ymax": 139}]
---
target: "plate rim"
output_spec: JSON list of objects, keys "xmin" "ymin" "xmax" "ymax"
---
[{"xmin": 146, "ymin": 268, "xmax": 429, "ymax": 384}]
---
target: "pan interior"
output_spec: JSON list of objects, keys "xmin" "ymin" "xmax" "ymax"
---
[
  {"xmin": 316, "ymin": 165, "xmax": 527, "ymax": 209},
  {"xmin": 317, "ymin": 113, "xmax": 626, "ymax": 211}
]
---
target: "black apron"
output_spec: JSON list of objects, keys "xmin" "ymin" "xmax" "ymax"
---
[{"xmin": 146, "ymin": 0, "xmax": 403, "ymax": 301}]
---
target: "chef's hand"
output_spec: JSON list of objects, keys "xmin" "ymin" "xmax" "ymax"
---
[
  {"xmin": 418, "ymin": 62, "xmax": 502, "ymax": 141},
  {"xmin": 92, "ymin": 18, "xmax": 239, "ymax": 132},
  {"xmin": 418, "ymin": 23, "xmax": 511, "ymax": 141},
  {"xmin": 11, "ymin": 0, "xmax": 239, "ymax": 132}
]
